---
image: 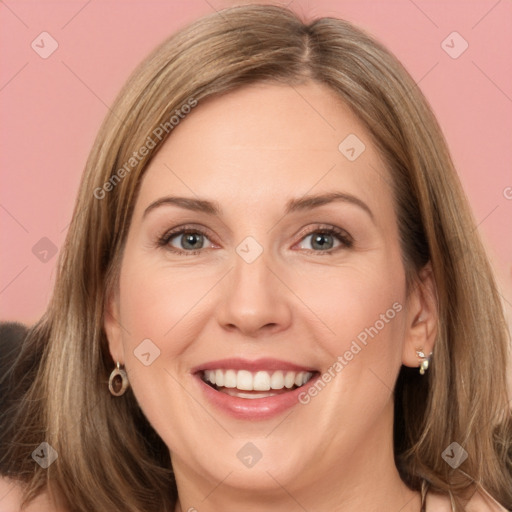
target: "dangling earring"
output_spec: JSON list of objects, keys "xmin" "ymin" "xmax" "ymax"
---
[
  {"xmin": 108, "ymin": 362, "xmax": 129, "ymax": 396},
  {"xmin": 415, "ymin": 349, "xmax": 432, "ymax": 375}
]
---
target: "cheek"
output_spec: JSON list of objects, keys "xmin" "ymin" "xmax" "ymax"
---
[
  {"xmin": 118, "ymin": 257, "xmax": 219, "ymax": 352},
  {"xmin": 289, "ymin": 263, "xmax": 407, "ymax": 437},
  {"xmin": 291, "ymin": 259, "xmax": 407, "ymax": 372},
  {"xmin": 115, "ymin": 256, "xmax": 222, "ymax": 447}
]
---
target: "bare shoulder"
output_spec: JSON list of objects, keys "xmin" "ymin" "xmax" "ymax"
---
[
  {"xmin": 0, "ymin": 477, "xmax": 26, "ymax": 512},
  {"xmin": 465, "ymin": 489, "xmax": 509, "ymax": 512},
  {"xmin": 0, "ymin": 477, "xmax": 61, "ymax": 512},
  {"xmin": 426, "ymin": 492, "xmax": 455, "ymax": 511},
  {"xmin": 426, "ymin": 489, "xmax": 508, "ymax": 512}
]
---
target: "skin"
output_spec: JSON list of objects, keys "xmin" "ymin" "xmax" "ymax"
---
[{"xmin": 104, "ymin": 81, "xmax": 440, "ymax": 512}]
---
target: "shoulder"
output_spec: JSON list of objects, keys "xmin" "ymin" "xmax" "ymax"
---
[
  {"xmin": 465, "ymin": 488, "xmax": 509, "ymax": 512},
  {"xmin": 0, "ymin": 477, "xmax": 61, "ymax": 512},
  {"xmin": 426, "ymin": 488, "xmax": 508, "ymax": 512},
  {"xmin": 0, "ymin": 477, "xmax": 25, "ymax": 511},
  {"xmin": 426, "ymin": 492, "xmax": 454, "ymax": 512}
]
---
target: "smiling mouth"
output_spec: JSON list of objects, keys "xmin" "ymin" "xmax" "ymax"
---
[{"xmin": 200, "ymin": 369, "xmax": 317, "ymax": 399}]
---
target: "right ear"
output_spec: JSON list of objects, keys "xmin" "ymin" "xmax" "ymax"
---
[{"xmin": 104, "ymin": 286, "xmax": 125, "ymax": 365}]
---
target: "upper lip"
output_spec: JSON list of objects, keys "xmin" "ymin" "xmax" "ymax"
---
[{"xmin": 191, "ymin": 357, "xmax": 318, "ymax": 374}]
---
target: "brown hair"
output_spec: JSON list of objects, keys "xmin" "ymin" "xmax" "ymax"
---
[{"xmin": 2, "ymin": 4, "xmax": 511, "ymax": 511}]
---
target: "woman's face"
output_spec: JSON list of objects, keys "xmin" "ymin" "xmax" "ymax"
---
[{"xmin": 106, "ymin": 82, "xmax": 427, "ymax": 501}]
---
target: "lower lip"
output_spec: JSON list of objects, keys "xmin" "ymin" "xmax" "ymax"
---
[{"xmin": 194, "ymin": 374, "xmax": 320, "ymax": 420}]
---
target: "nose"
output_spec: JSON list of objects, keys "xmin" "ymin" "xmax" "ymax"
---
[{"xmin": 214, "ymin": 248, "xmax": 293, "ymax": 338}]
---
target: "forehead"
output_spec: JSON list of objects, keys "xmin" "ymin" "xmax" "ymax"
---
[{"xmin": 135, "ymin": 81, "xmax": 393, "ymax": 219}]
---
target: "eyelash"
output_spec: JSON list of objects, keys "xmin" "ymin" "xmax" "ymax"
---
[{"xmin": 157, "ymin": 224, "xmax": 353, "ymax": 256}]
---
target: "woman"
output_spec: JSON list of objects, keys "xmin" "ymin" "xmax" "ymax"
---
[{"xmin": 1, "ymin": 4, "xmax": 510, "ymax": 511}]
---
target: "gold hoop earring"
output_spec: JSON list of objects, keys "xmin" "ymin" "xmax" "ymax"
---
[
  {"xmin": 108, "ymin": 362, "xmax": 129, "ymax": 396},
  {"xmin": 415, "ymin": 349, "xmax": 432, "ymax": 375}
]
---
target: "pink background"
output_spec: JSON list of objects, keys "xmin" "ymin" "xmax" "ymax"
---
[{"xmin": 1, "ymin": 0, "xmax": 511, "ymax": 326}]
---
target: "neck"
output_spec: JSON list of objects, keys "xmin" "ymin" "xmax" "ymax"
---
[{"xmin": 172, "ymin": 402, "xmax": 420, "ymax": 512}]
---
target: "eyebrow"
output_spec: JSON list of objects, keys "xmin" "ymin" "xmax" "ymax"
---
[{"xmin": 143, "ymin": 192, "xmax": 374, "ymax": 221}]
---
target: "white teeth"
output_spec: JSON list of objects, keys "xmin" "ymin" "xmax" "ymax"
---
[
  {"xmin": 237, "ymin": 370, "xmax": 253, "ymax": 390},
  {"xmin": 222, "ymin": 389, "xmax": 278, "ymax": 399},
  {"xmin": 202, "ymin": 369, "xmax": 313, "ymax": 391},
  {"xmin": 224, "ymin": 369, "xmax": 237, "ymax": 388},
  {"xmin": 284, "ymin": 371, "xmax": 296, "ymax": 389},
  {"xmin": 253, "ymin": 371, "xmax": 271, "ymax": 391},
  {"xmin": 215, "ymin": 369, "xmax": 224, "ymax": 387},
  {"xmin": 270, "ymin": 371, "xmax": 284, "ymax": 390}
]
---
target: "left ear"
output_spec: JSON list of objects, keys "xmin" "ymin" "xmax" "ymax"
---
[
  {"xmin": 401, "ymin": 262, "xmax": 438, "ymax": 368},
  {"xmin": 104, "ymin": 283, "xmax": 125, "ymax": 366}
]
